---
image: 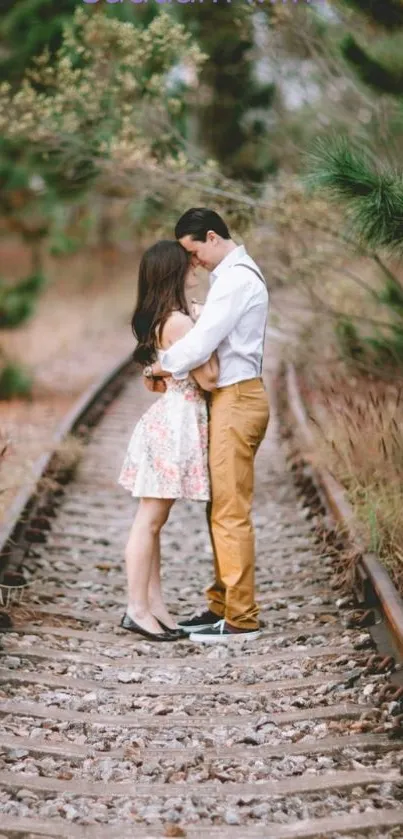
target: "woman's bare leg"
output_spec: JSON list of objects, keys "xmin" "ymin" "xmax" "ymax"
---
[
  {"xmin": 125, "ymin": 497, "xmax": 173, "ymax": 634},
  {"xmin": 148, "ymin": 525, "xmax": 177, "ymax": 629}
]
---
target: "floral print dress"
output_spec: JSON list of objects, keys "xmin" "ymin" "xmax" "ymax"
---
[{"xmin": 118, "ymin": 355, "xmax": 210, "ymax": 501}]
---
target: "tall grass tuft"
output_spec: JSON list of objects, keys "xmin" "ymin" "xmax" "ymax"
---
[{"xmin": 307, "ymin": 372, "xmax": 403, "ymax": 592}]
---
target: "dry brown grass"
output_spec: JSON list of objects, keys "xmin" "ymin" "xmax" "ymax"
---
[
  {"xmin": 272, "ymin": 254, "xmax": 403, "ymax": 594},
  {"xmin": 304, "ymin": 370, "xmax": 403, "ymax": 593}
]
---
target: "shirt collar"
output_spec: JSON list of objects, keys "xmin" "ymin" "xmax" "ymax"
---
[{"xmin": 210, "ymin": 244, "xmax": 246, "ymax": 285}]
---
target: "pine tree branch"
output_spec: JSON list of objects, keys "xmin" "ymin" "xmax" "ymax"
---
[{"xmin": 306, "ymin": 137, "xmax": 403, "ymax": 253}]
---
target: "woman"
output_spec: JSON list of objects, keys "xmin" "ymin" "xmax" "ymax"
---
[{"xmin": 118, "ymin": 240, "xmax": 218, "ymax": 642}]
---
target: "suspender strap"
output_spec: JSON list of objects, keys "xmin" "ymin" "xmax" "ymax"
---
[
  {"xmin": 234, "ymin": 262, "xmax": 267, "ymax": 288},
  {"xmin": 234, "ymin": 262, "xmax": 268, "ymax": 376}
]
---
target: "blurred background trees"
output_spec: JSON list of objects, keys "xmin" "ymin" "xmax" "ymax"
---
[
  {"xmin": 0, "ymin": 2, "xmax": 204, "ymax": 395},
  {"xmin": 1, "ymin": 0, "xmax": 403, "ymax": 580},
  {"xmin": 340, "ymin": 0, "xmax": 403, "ymax": 95},
  {"xmin": 176, "ymin": 0, "xmax": 276, "ymax": 184},
  {"xmin": 3, "ymin": 0, "xmax": 403, "ymax": 385},
  {"xmin": 2, "ymin": 0, "xmax": 403, "ymax": 383}
]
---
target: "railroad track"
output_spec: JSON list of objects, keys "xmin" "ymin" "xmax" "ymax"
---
[{"xmin": 0, "ymin": 343, "xmax": 403, "ymax": 838}]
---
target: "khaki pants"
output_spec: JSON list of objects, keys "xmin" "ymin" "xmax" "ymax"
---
[{"xmin": 205, "ymin": 377, "xmax": 270, "ymax": 630}]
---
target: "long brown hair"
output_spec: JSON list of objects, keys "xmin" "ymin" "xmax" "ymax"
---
[{"xmin": 131, "ymin": 240, "xmax": 190, "ymax": 366}]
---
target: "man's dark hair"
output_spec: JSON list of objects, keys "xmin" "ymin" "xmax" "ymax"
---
[{"xmin": 175, "ymin": 208, "xmax": 230, "ymax": 242}]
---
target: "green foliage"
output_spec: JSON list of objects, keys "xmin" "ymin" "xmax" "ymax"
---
[
  {"xmin": 176, "ymin": 1, "xmax": 275, "ymax": 183},
  {"xmin": 128, "ymin": 194, "xmax": 167, "ymax": 236},
  {"xmin": 306, "ymin": 137, "xmax": 403, "ymax": 252},
  {"xmin": 340, "ymin": 34, "xmax": 403, "ymax": 95},
  {"xmin": 0, "ymin": 9, "xmax": 205, "ymax": 192},
  {"xmin": 338, "ymin": 0, "xmax": 403, "ymax": 30},
  {"xmin": 365, "ymin": 327, "xmax": 403, "ymax": 365},
  {"xmin": 0, "ymin": 273, "xmax": 46, "ymax": 328},
  {"xmin": 0, "ymin": 1, "xmax": 166, "ymax": 252},
  {"xmin": 306, "ymin": 136, "xmax": 403, "ymax": 369},
  {"xmin": 0, "ymin": 0, "xmax": 159, "ymax": 87},
  {"xmin": 336, "ymin": 314, "xmax": 403, "ymax": 370},
  {"xmin": 0, "ymin": 362, "xmax": 32, "ymax": 400},
  {"xmin": 338, "ymin": 0, "xmax": 403, "ymax": 96},
  {"xmin": 48, "ymin": 232, "xmax": 81, "ymax": 257},
  {"xmin": 0, "ymin": 0, "xmax": 77, "ymax": 86},
  {"xmin": 335, "ymin": 286, "xmax": 403, "ymax": 371},
  {"xmin": 377, "ymin": 276, "xmax": 403, "ymax": 312},
  {"xmin": 306, "ymin": 137, "xmax": 376, "ymax": 197},
  {"xmin": 368, "ymin": 277, "xmax": 403, "ymax": 364},
  {"xmin": 336, "ymin": 318, "xmax": 365, "ymax": 360},
  {"xmin": 0, "ymin": 138, "xmax": 57, "ymax": 240}
]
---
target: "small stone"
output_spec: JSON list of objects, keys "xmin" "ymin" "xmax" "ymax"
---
[
  {"xmin": 316, "ymin": 756, "xmax": 333, "ymax": 769},
  {"xmin": 64, "ymin": 805, "xmax": 80, "ymax": 821},
  {"xmin": 2, "ymin": 656, "xmax": 21, "ymax": 669},
  {"xmin": 291, "ymin": 697, "xmax": 307, "ymax": 708},
  {"xmin": 15, "ymin": 789, "xmax": 37, "ymax": 800},
  {"xmin": 82, "ymin": 691, "xmax": 97, "ymax": 702},
  {"xmin": 117, "ymin": 671, "xmax": 142, "ymax": 683},
  {"xmin": 251, "ymin": 803, "xmax": 270, "ymax": 818},
  {"xmin": 39, "ymin": 802, "xmax": 60, "ymax": 818},
  {"xmin": 154, "ymin": 703, "xmax": 174, "ymax": 715},
  {"xmin": 336, "ymin": 596, "xmax": 352, "ymax": 608},
  {"xmin": 9, "ymin": 749, "xmax": 29, "ymax": 759},
  {"xmin": 363, "ymin": 683, "xmax": 375, "ymax": 697},
  {"xmin": 224, "ymin": 809, "xmax": 240, "ymax": 825}
]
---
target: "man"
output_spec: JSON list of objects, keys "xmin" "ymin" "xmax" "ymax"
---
[{"xmin": 144, "ymin": 208, "xmax": 269, "ymax": 643}]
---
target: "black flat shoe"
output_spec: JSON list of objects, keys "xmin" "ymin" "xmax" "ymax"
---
[
  {"xmin": 120, "ymin": 613, "xmax": 178, "ymax": 642},
  {"xmin": 154, "ymin": 617, "xmax": 187, "ymax": 639}
]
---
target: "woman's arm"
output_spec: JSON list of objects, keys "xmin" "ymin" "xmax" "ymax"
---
[
  {"xmin": 160, "ymin": 312, "xmax": 219, "ymax": 392},
  {"xmin": 191, "ymin": 351, "xmax": 219, "ymax": 392}
]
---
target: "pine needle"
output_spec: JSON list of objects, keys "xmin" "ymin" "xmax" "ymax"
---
[{"xmin": 305, "ymin": 137, "xmax": 403, "ymax": 253}]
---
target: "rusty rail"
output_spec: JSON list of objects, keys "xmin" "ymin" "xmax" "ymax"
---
[{"xmin": 285, "ymin": 362, "xmax": 403, "ymax": 656}]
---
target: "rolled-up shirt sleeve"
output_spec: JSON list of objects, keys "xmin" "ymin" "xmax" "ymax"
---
[{"xmin": 160, "ymin": 272, "xmax": 250, "ymax": 379}]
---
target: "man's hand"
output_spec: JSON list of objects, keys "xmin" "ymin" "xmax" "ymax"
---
[
  {"xmin": 143, "ymin": 376, "xmax": 167, "ymax": 393},
  {"xmin": 150, "ymin": 358, "xmax": 171, "ymax": 378}
]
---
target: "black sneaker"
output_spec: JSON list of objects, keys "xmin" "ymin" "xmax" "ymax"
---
[
  {"xmin": 177, "ymin": 609, "xmax": 222, "ymax": 634},
  {"xmin": 189, "ymin": 620, "xmax": 261, "ymax": 644}
]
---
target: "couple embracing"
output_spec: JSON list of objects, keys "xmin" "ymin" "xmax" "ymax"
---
[{"xmin": 118, "ymin": 208, "xmax": 270, "ymax": 644}]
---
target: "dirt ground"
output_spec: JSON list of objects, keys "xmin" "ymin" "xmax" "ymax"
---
[{"xmin": 0, "ymin": 242, "xmax": 139, "ymax": 524}]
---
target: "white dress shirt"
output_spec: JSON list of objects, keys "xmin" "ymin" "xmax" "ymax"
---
[{"xmin": 159, "ymin": 245, "xmax": 269, "ymax": 388}]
